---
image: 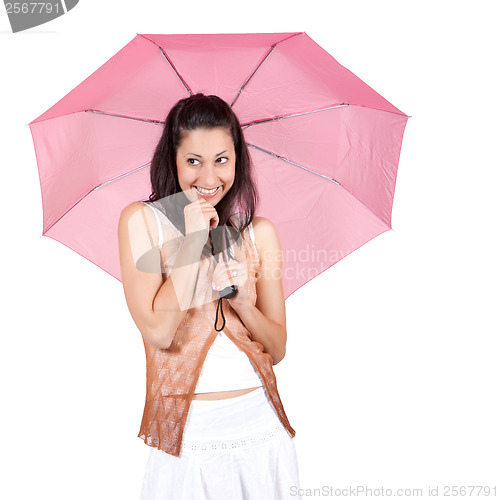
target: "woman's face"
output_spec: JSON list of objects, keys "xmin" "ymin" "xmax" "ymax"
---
[{"xmin": 176, "ymin": 127, "xmax": 236, "ymax": 205}]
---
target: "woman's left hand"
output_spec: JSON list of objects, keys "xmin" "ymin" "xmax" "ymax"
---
[{"xmin": 212, "ymin": 252, "xmax": 252, "ymax": 310}]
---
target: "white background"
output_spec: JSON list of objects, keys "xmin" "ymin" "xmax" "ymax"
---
[{"xmin": 1, "ymin": 1, "xmax": 499, "ymax": 498}]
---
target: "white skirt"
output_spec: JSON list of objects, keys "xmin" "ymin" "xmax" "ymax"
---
[{"xmin": 139, "ymin": 386, "xmax": 302, "ymax": 500}]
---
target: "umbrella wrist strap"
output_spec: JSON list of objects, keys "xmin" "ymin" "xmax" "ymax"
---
[{"xmin": 214, "ymin": 297, "xmax": 226, "ymax": 332}]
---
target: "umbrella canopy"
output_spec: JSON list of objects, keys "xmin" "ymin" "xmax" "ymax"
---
[{"xmin": 29, "ymin": 31, "xmax": 408, "ymax": 299}]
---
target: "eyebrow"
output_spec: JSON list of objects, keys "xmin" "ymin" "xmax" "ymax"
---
[{"xmin": 184, "ymin": 150, "xmax": 228, "ymax": 158}]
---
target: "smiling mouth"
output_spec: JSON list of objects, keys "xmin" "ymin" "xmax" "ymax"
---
[{"xmin": 194, "ymin": 186, "xmax": 222, "ymax": 195}]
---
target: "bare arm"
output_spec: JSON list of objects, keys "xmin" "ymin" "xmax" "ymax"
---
[
  {"xmin": 230, "ymin": 217, "xmax": 287, "ymax": 365},
  {"xmin": 152, "ymin": 233, "xmax": 206, "ymax": 345},
  {"xmin": 118, "ymin": 202, "xmax": 205, "ymax": 350}
]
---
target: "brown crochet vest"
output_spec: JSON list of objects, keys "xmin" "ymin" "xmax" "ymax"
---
[{"xmin": 137, "ymin": 204, "xmax": 296, "ymax": 457}]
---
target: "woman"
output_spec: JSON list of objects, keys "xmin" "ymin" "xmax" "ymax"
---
[{"xmin": 118, "ymin": 94, "xmax": 301, "ymax": 499}]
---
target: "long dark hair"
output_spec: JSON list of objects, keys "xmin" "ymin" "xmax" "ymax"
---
[{"xmin": 141, "ymin": 94, "xmax": 259, "ymax": 244}]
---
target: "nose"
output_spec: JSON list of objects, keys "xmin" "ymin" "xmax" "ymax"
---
[{"xmin": 199, "ymin": 165, "xmax": 221, "ymax": 187}]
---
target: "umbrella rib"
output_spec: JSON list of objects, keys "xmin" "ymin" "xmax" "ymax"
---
[
  {"xmin": 230, "ymin": 45, "xmax": 276, "ymax": 108},
  {"xmin": 230, "ymin": 32, "xmax": 303, "ymax": 108},
  {"xmin": 246, "ymin": 143, "xmax": 390, "ymax": 228},
  {"xmin": 85, "ymin": 109, "xmax": 164, "ymax": 124},
  {"xmin": 246, "ymin": 143, "xmax": 341, "ymax": 185},
  {"xmin": 241, "ymin": 102, "xmax": 406, "ymax": 130},
  {"xmin": 138, "ymin": 34, "xmax": 193, "ymax": 95},
  {"xmin": 93, "ymin": 162, "xmax": 152, "ymax": 191},
  {"xmin": 241, "ymin": 103, "xmax": 349, "ymax": 128},
  {"xmin": 43, "ymin": 162, "xmax": 151, "ymax": 234}
]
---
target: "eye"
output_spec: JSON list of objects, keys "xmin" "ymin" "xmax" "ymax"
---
[
  {"xmin": 187, "ymin": 158, "xmax": 200, "ymax": 166},
  {"xmin": 217, "ymin": 157, "xmax": 228, "ymax": 164}
]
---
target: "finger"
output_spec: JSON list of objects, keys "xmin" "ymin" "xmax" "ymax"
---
[
  {"xmin": 227, "ymin": 266, "xmax": 247, "ymax": 285},
  {"xmin": 184, "ymin": 186, "xmax": 201, "ymax": 203},
  {"xmin": 215, "ymin": 260, "xmax": 242, "ymax": 272},
  {"xmin": 216, "ymin": 275, "xmax": 242, "ymax": 290}
]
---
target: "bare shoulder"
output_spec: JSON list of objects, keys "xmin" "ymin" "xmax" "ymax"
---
[
  {"xmin": 251, "ymin": 216, "xmax": 282, "ymax": 262},
  {"xmin": 120, "ymin": 200, "xmax": 148, "ymax": 219},
  {"xmin": 118, "ymin": 201, "xmax": 158, "ymax": 249},
  {"xmin": 119, "ymin": 201, "xmax": 153, "ymax": 224},
  {"xmin": 252, "ymin": 216, "xmax": 275, "ymax": 233}
]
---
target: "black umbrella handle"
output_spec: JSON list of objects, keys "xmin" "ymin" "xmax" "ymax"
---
[{"xmin": 213, "ymin": 225, "xmax": 238, "ymax": 331}]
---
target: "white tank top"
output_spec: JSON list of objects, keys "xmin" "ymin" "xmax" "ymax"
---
[{"xmin": 142, "ymin": 201, "xmax": 263, "ymax": 394}]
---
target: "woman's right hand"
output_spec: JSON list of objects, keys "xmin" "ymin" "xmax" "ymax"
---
[{"xmin": 183, "ymin": 187, "xmax": 219, "ymax": 244}]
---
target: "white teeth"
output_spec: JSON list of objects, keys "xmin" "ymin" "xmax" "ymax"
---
[{"xmin": 195, "ymin": 186, "xmax": 220, "ymax": 194}]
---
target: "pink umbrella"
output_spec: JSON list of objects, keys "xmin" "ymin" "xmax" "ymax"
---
[{"xmin": 29, "ymin": 31, "xmax": 409, "ymax": 299}]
